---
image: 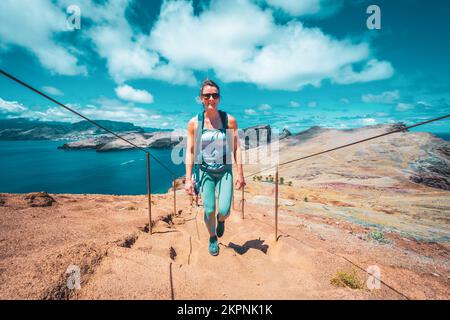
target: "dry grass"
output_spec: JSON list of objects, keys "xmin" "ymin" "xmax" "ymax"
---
[{"xmin": 330, "ymin": 269, "xmax": 364, "ymax": 289}]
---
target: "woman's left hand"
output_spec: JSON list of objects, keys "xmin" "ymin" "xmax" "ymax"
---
[{"xmin": 235, "ymin": 175, "xmax": 246, "ymax": 190}]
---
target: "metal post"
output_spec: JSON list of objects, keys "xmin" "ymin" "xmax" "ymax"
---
[
  {"xmin": 146, "ymin": 152, "xmax": 152, "ymax": 235},
  {"xmin": 275, "ymin": 167, "xmax": 279, "ymax": 241},
  {"xmin": 173, "ymin": 177, "xmax": 177, "ymax": 217},
  {"xmin": 241, "ymin": 185, "xmax": 245, "ymax": 219}
]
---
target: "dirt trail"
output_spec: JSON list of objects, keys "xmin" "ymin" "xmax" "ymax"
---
[{"xmin": 77, "ymin": 194, "xmax": 397, "ymax": 300}]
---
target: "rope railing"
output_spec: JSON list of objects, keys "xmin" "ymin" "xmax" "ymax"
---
[
  {"xmin": 0, "ymin": 69, "xmax": 179, "ymax": 234},
  {"xmin": 238, "ymin": 112, "xmax": 450, "ymax": 241}
]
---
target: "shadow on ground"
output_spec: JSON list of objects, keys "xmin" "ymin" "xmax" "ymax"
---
[{"xmin": 227, "ymin": 238, "xmax": 269, "ymax": 255}]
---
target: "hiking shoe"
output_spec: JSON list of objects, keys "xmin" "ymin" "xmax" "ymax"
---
[
  {"xmin": 216, "ymin": 214, "xmax": 225, "ymax": 238},
  {"xmin": 209, "ymin": 236, "xmax": 219, "ymax": 256}
]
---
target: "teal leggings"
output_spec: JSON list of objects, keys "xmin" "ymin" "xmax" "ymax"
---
[{"xmin": 199, "ymin": 168, "xmax": 233, "ymax": 236}]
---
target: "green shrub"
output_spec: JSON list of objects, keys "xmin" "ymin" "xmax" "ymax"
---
[{"xmin": 369, "ymin": 230, "xmax": 390, "ymax": 244}]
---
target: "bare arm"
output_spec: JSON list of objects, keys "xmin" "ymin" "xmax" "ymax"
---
[
  {"xmin": 185, "ymin": 118, "xmax": 196, "ymax": 194},
  {"xmin": 228, "ymin": 115, "xmax": 246, "ymax": 189}
]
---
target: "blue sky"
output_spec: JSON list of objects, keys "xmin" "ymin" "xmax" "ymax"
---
[{"xmin": 0, "ymin": 0, "xmax": 449, "ymax": 133}]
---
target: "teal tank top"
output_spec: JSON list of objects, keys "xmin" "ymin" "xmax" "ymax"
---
[
  {"xmin": 195, "ymin": 110, "xmax": 231, "ymax": 173},
  {"xmin": 201, "ymin": 128, "xmax": 227, "ymax": 171}
]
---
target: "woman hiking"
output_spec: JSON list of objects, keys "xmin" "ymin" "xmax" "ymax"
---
[{"xmin": 185, "ymin": 79, "xmax": 246, "ymax": 256}]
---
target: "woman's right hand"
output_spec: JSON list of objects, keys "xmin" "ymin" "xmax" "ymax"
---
[{"xmin": 185, "ymin": 178, "xmax": 194, "ymax": 195}]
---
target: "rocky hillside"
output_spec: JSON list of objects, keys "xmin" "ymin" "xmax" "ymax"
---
[{"xmin": 0, "ymin": 118, "xmax": 148, "ymax": 140}]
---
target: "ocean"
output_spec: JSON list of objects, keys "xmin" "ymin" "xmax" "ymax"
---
[
  {"xmin": 434, "ymin": 133, "xmax": 450, "ymax": 141},
  {"xmin": 0, "ymin": 140, "xmax": 185, "ymax": 195},
  {"xmin": 0, "ymin": 132, "xmax": 448, "ymax": 195}
]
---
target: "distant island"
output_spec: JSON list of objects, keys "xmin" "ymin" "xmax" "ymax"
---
[{"xmin": 0, "ymin": 118, "xmax": 170, "ymax": 141}]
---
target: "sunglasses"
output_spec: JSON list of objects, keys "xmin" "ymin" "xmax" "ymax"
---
[{"xmin": 202, "ymin": 93, "xmax": 220, "ymax": 99}]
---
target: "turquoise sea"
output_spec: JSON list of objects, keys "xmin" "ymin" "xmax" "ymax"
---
[
  {"xmin": 0, "ymin": 140, "xmax": 185, "ymax": 195},
  {"xmin": 0, "ymin": 132, "xmax": 448, "ymax": 195}
]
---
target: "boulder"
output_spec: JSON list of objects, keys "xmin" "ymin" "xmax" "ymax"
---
[{"xmin": 23, "ymin": 192, "xmax": 56, "ymax": 207}]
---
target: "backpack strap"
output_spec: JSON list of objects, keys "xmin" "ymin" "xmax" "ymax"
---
[
  {"xmin": 218, "ymin": 110, "xmax": 233, "ymax": 166},
  {"xmin": 218, "ymin": 110, "xmax": 228, "ymax": 130}
]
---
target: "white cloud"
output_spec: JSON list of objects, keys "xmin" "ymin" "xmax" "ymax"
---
[
  {"xmin": 265, "ymin": 0, "xmax": 321, "ymax": 15},
  {"xmin": 339, "ymin": 98, "xmax": 350, "ymax": 104},
  {"xmin": 0, "ymin": 0, "xmax": 86, "ymax": 75},
  {"xmin": 361, "ymin": 118, "xmax": 377, "ymax": 125},
  {"xmin": 417, "ymin": 101, "xmax": 432, "ymax": 108},
  {"xmin": 0, "ymin": 98, "xmax": 27, "ymax": 113},
  {"xmin": 308, "ymin": 101, "xmax": 317, "ymax": 108},
  {"xmin": 362, "ymin": 90, "xmax": 400, "ymax": 104},
  {"xmin": 289, "ymin": 101, "xmax": 300, "ymax": 107},
  {"xmin": 82, "ymin": 0, "xmax": 196, "ymax": 85},
  {"xmin": 42, "ymin": 86, "xmax": 64, "ymax": 96},
  {"xmin": 396, "ymin": 103, "xmax": 414, "ymax": 111},
  {"xmin": 115, "ymin": 84, "xmax": 154, "ymax": 104},
  {"xmin": 0, "ymin": 96, "xmax": 167, "ymax": 128},
  {"xmin": 244, "ymin": 104, "xmax": 272, "ymax": 115},
  {"xmin": 0, "ymin": 0, "xmax": 394, "ymax": 90},
  {"xmin": 263, "ymin": 0, "xmax": 342, "ymax": 17},
  {"xmin": 333, "ymin": 59, "xmax": 394, "ymax": 85},
  {"xmin": 258, "ymin": 103, "xmax": 271, "ymax": 110},
  {"xmin": 147, "ymin": 0, "xmax": 393, "ymax": 90}
]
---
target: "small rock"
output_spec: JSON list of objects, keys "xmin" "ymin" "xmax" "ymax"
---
[
  {"xmin": 172, "ymin": 217, "xmax": 185, "ymax": 225},
  {"xmin": 431, "ymin": 273, "xmax": 440, "ymax": 277}
]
